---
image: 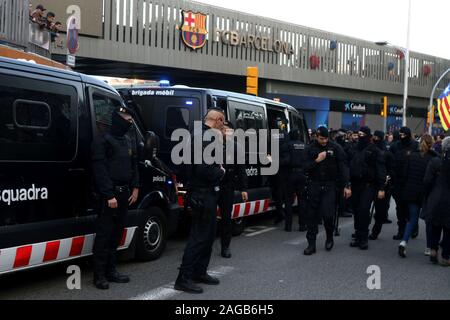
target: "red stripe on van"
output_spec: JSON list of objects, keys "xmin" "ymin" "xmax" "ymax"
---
[
  {"xmin": 263, "ymin": 200, "xmax": 269, "ymax": 212},
  {"xmin": 232, "ymin": 204, "xmax": 241, "ymax": 219},
  {"xmin": 254, "ymin": 201, "xmax": 261, "ymax": 214},
  {"xmin": 69, "ymin": 237, "xmax": 85, "ymax": 257},
  {"xmin": 119, "ymin": 229, "xmax": 127, "ymax": 247},
  {"xmin": 244, "ymin": 202, "xmax": 252, "ymax": 216},
  {"xmin": 14, "ymin": 245, "xmax": 32, "ymax": 268},
  {"xmin": 43, "ymin": 241, "xmax": 60, "ymax": 262}
]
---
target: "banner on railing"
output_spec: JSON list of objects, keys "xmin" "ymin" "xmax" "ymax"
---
[{"xmin": 29, "ymin": 23, "xmax": 50, "ymax": 50}]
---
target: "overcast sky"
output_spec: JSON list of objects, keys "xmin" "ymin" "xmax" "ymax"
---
[{"xmin": 195, "ymin": 0, "xmax": 449, "ymax": 60}]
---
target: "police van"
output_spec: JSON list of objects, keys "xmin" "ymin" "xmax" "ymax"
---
[
  {"xmin": 117, "ymin": 85, "xmax": 309, "ymax": 235},
  {"xmin": 0, "ymin": 56, "xmax": 181, "ymax": 275}
]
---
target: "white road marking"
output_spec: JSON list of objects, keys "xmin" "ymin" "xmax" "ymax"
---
[
  {"xmin": 245, "ymin": 227, "xmax": 277, "ymax": 237},
  {"xmin": 129, "ymin": 266, "xmax": 235, "ymax": 300}
]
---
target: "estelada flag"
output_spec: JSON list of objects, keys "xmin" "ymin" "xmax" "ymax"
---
[{"xmin": 437, "ymin": 83, "xmax": 450, "ymax": 131}]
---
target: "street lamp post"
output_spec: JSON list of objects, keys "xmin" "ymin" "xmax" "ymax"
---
[{"xmin": 376, "ymin": 0, "xmax": 412, "ymax": 128}]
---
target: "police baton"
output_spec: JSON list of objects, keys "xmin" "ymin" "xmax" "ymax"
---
[{"xmin": 334, "ymin": 190, "xmax": 341, "ymax": 237}]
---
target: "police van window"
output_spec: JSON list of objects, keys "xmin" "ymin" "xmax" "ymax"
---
[
  {"xmin": 266, "ymin": 108, "xmax": 286, "ymax": 129},
  {"xmin": 93, "ymin": 93, "xmax": 122, "ymax": 134},
  {"xmin": 14, "ymin": 100, "xmax": 51, "ymax": 129},
  {"xmin": 0, "ymin": 77, "xmax": 77, "ymax": 162},
  {"xmin": 290, "ymin": 113, "xmax": 306, "ymax": 143},
  {"xmin": 131, "ymin": 96, "xmax": 198, "ymax": 139},
  {"xmin": 166, "ymin": 107, "xmax": 190, "ymax": 138},
  {"xmin": 228, "ymin": 100, "xmax": 265, "ymax": 131}
]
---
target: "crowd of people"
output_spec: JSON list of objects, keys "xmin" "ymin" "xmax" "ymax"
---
[
  {"xmin": 29, "ymin": 4, "xmax": 62, "ymax": 42},
  {"xmin": 280, "ymin": 125, "xmax": 450, "ymax": 265}
]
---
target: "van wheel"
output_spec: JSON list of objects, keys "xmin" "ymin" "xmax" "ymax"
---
[
  {"xmin": 231, "ymin": 218, "xmax": 246, "ymax": 236},
  {"xmin": 135, "ymin": 207, "xmax": 168, "ymax": 261}
]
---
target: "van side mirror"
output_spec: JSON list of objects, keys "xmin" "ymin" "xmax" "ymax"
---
[{"xmin": 144, "ymin": 131, "xmax": 159, "ymax": 159}]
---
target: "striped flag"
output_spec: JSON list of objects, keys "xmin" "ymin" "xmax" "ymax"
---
[{"xmin": 437, "ymin": 83, "xmax": 450, "ymax": 131}]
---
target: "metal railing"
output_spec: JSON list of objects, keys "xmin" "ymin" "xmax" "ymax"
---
[{"xmin": 0, "ymin": 0, "xmax": 28, "ymax": 48}]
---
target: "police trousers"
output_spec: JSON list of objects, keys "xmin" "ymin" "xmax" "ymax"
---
[
  {"xmin": 306, "ymin": 183, "xmax": 336, "ymax": 241},
  {"xmin": 286, "ymin": 171, "xmax": 307, "ymax": 229},
  {"xmin": 352, "ymin": 183, "xmax": 376, "ymax": 240},
  {"xmin": 218, "ymin": 186, "xmax": 234, "ymax": 250},
  {"xmin": 273, "ymin": 169, "xmax": 289, "ymax": 220},
  {"xmin": 93, "ymin": 188, "xmax": 129, "ymax": 277},
  {"xmin": 178, "ymin": 189, "xmax": 219, "ymax": 279},
  {"xmin": 372, "ymin": 188, "xmax": 392, "ymax": 236}
]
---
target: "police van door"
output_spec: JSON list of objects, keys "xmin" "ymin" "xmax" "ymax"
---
[
  {"xmin": 227, "ymin": 98, "xmax": 269, "ymax": 199},
  {"xmin": 0, "ymin": 72, "xmax": 83, "ymax": 249},
  {"xmin": 288, "ymin": 110, "xmax": 309, "ymax": 144}
]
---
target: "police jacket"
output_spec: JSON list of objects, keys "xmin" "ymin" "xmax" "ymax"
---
[
  {"xmin": 278, "ymin": 129, "xmax": 291, "ymax": 170},
  {"xmin": 390, "ymin": 139, "xmax": 419, "ymax": 186},
  {"xmin": 289, "ymin": 139, "xmax": 306, "ymax": 170},
  {"xmin": 303, "ymin": 140, "xmax": 350, "ymax": 186},
  {"xmin": 187, "ymin": 124, "xmax": 225, "ymax": 190},
  {"xmin": 350, "ymin": 143, "xmax": 386, "ymax": 191},
  {"xmin": 92, "ymin": 133, "xmax": 140, "ymax": 200},
  {"xmin": 221, "ymin": 140, "xmax": 248, "ymax": 192},
  {"xmin": 375, "ymin": 141, "xmax": 395, "ymax": 187}
]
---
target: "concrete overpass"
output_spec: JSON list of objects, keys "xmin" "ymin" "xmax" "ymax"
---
[{"xmin": 4, "ymin": 0, "xmax": 450, "ymax": 132}]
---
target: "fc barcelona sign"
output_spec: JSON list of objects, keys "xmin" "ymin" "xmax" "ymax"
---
[{"xmin": 181, "ymin": 10, "xmax": 208, "ymax": 50}]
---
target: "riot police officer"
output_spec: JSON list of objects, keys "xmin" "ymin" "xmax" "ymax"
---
[
  {"xmin": 303, "ymin": 127, "xmax": 351, "ymax": 255},
  {"xmin": 369, "ymin": 130, "xmax": 395, "ymax": 240},
  {"xmin": 91, "ymin": 106, "xmax": 140, "ymax": 290},
  {"xmin": 286, "ymin": 129, "xmax": 308, "ymax": 232},
  {"xmin": 219, "ymin": 123, "xmax": 248, "ymax": 258},
  {"xmin": 271, "ymin": 116, "xmax": 291, "ymax": 227},
  {"xmin": 174, "ymin": 109, "xmax": 226, "ymax": 294},
  {"xmin": 349, "ymin": 127, "xmax": 386, "ymax": 250}
]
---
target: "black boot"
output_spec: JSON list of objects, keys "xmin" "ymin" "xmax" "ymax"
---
[
  {"xmin": 368, "ymin": 233, "xmax": 378, "ymax": 240},
  {"xmin": 93, "ymin": 275, "xmax": 109, "ymax": 290},
  {"xmin": 359, "ymin": 237, "xmax": 369, "ymax": 250},
  {"xmin": 393, "ymin": 224, "xmax": 405, "ymax": 240},
  {"xmin": 350, "ymin": 237, "xmax": 360, "ymax": 248},
  {"xmin": 325, "ymin": 237, "xmax": 334, "ymax": 251},
  {"xmin": 325, "ymin": 231, "xmax": 334, "ymax": 251},
  {"xmin": 106, "ymin": 270, "xmax": 130, "ymax": 283},
  {"xmin": 221, "ymin": 247, "xmax": 232, "ymax": 259},
  {"xmin": 304, "ymin": 240, "xmax": 316, "ymax": 256},
  {"xmin": 174, "ymin": 274, "xmax": 204, "ymax": 294}
]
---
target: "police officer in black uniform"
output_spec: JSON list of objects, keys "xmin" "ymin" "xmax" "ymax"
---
[
  {"xmin": 390, "ymin": 127, "xmax": 419, "ymax": 240},
  {"xmin": 335, "ymin": 129, "xmax": 354, "ymax": 218},
  {"xmin": 369, "ymin": 130, "xmax": 395, "ymax": 240},
  {"xmin": 219, "ymin": 122, "xmax": 248, "ymax": 258},
  {"xmin": 272, "ymin": 116, "xmax": 291, "ymax": 227},
  {"xmin": 286, "ymin": 129, "xmax": 308, "ymax": 232},
  {"xmin": 303, "ymin": 126, "xmax": 351, "ymax": 255},
  {"xmin": 174, "ymin": 109, "xmax": 226, "ymax": 294},
  {"xmin": 92, "ymin": 106, "xmax": 140, "ymax": 290},
  {"xmin": 349, "ymin": 127, "xmax": 386, "ymax": 250}
]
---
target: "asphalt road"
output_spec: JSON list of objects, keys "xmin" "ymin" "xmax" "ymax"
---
[{"xmin": 1, "ymin": 204, "xmax": 449, "ymax": 300}]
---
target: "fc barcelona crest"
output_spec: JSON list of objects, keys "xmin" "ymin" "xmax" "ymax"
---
[{"xmin": 181, "ymin": 10, "xmax": 208, "ymax": 50}]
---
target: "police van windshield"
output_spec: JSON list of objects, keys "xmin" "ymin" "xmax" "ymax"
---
[{"xmin": 131, "ymin": 95, "xmax": 199, "ymax": 140}]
